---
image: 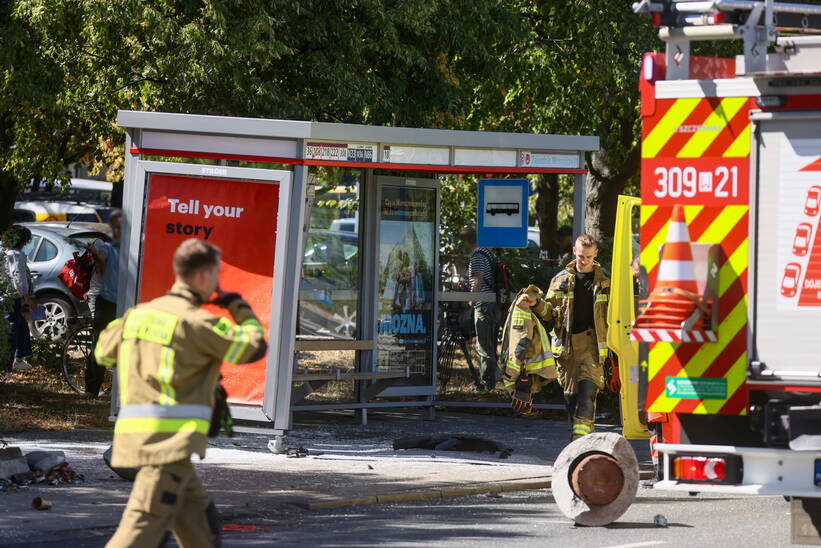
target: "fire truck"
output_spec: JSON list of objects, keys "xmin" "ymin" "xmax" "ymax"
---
[{"xmin": 607, "ymin": 0, "xmax": 821, "ymax": 539}]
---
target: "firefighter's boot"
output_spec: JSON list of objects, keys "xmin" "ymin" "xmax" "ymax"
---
[{"xmin": 571, "ymin": 380, "xmax": 598, "ymax": 440}]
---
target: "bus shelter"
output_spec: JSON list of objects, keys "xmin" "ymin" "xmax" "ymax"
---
[{"xmin": 115, "ymin": 110, "xmax": 598, "ymax": 437}]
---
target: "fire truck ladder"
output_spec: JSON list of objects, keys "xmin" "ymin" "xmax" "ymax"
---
[{"xmin": 633, "ymin": 0, "xmax": 821, "ymax": 78}]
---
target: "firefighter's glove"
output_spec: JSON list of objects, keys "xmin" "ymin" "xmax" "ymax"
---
[
  {"xmin": 511, "ymin": 374, "xmax": 533, "ymax": 413},
  {"xmin": 209, "ymin": 290, "xmax": 243, "ymax": 308},
  {"xmin": 209, "ymin": 383, "xmax": 234, "ymax": 438},
  {"xmin": 606, "ymin": 356, "xmax": 621, "ymax": 393}
]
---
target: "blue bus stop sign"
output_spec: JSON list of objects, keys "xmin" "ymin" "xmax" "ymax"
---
[{"xmin": 477, "ymin": 179, "xmax": 528, "ymax": 248}]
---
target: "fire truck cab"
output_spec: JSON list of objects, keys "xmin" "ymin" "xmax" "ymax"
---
[{"xmin": 622, "ymin": 0, "xmax": 821, "ymax": 540}]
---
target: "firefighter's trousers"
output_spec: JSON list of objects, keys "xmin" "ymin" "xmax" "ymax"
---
[
  {"xmin": 107, "ymin": 459, "xmax": 220, "ymax": 548},
  {"xmin": 557, "ymin": 330, "xmax": 602, "ymax": 440}
]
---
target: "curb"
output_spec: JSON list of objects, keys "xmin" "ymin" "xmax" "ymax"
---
[{"xmin": 307, "ymin": 470, "xmax": 655, "ymax": 510}]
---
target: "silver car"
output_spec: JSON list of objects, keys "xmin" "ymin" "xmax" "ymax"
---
[{"xmin": 17, "ymin": 222, "xmax": 110, "ymax": 339}]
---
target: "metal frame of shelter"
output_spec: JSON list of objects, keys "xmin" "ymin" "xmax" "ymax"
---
[{"xmin": 115, "ymin": 110, "xmax": 598, "ymax": 438}]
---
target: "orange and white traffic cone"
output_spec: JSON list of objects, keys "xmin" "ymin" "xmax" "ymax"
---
[{"xmin": 632, "ymin": 205, "xmax": 711, "ymax": 341}]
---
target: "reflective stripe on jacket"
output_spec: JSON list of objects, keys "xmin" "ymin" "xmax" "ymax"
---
[
  {"xmin": 94, "ymin": 282, "xmax": 267, "ymax": 468},
  {"xmin": 545, "ymin": 261, "xmax": 609, "ymax": 360}
]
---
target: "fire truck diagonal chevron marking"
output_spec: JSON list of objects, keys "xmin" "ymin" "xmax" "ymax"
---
[
  {"xmin": 723, "ymin": 124, "xmax": 752, "ymax": 158},
  {"xmin": 719, "ymin": 381, "xmax": 749, "ymax": 414},
  {"xmin": 721, "ymin": 240, "xmax": 749, "ymax": 296},
  {"xmin": 677, "ymin": 97, "xmax": 749, "ymax": 159},
  {"xmin": 697, "ymin": 206, "xmax": 747, "ymax": 249},
  {"xmin": 641, "ymin": 206, "xmax": 744, "ymax": 279},
  {"xmin": 703, "ymin": 101, "xmax": 752, "ymax": 158},
  {"xmin": 657, "ymin": 99, "xmax": 722, "ymax": 159},
  {"xmin": 695, "ymin": 353, "xmax": 747, "ymax": 414},
  {"xmin": 648, "ymin": 298, "xmax": 747, "ymax": 412},
  {"xmin": 677, "ymin": 325, "xmax": 747, "ymax": 413},
  {"xmin": 646, "ymin": 279, "xmax": 745, "ymax": 398},
  {"xmin": 642, "ymin": 98, "xmax": 703, "ymax": 159},
  {"xmin": 693, "ymin": 329, "xmax": 747, "ymax": 413}
]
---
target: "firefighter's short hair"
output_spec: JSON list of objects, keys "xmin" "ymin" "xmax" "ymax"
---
[
  {"xmin": 575, "ymin": 234, "xmax": 597, "ymax": 249},
  {"xmin": 173, "ymin": 238, "xmax": 222, "ymax": 278}
]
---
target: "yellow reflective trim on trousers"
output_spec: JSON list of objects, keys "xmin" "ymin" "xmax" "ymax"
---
[
  {"xmin": 596, "ymin": 294, "xmax": 609, "ymax": 302},
  {"xmin": 118, "ymin": 340, "xmax": 132, "ymax": 406},
  {"xmin": 573, "ymin": 424, "xmax": 593, "ymax": 435},
  {"xmin": 114, "ymin": 417, "xmax": 209, "ymax": 435},
  {"xmin": 157, "ymin": 346, "xmax": 176, "ymax": 405},
  {"xmin": 123, "ymin": 309, "xmax": 178, "ymax": 345},
  {"xmin": 599, "ymin": 348, "xmax": 608, "ymax": 357}
]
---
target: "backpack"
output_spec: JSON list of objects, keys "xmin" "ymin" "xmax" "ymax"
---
[{"xmin": 58, "ymin": 249, "xmax": 96, "ymax": 300}]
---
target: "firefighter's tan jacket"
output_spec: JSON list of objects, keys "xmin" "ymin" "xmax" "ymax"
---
[
  {"xmin": 500, "ymin": 292, "xmax": 557, "ymax": 394},
  {"xmin": 94, "ymin": 282, "xmax": 266, "ymax": 468},
  {"xmin": 545, "ymin": 260, "xmax": 609, "ymax": 363}
]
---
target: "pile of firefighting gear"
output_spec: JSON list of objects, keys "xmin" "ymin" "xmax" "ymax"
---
[{"xmin": 0, "ymin": 444, "xmax": 84, "ymax": 492}]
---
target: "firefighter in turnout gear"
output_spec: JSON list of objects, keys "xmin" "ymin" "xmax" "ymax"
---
[
  {"xmin": 546, "ymin": 234, "xmax": 609, "ymax": 440},
  {"xmin": 96, "ymin": 239, "xmax": 267, "ymax": 548},
  {"xmin": 499, "ymin": 284, "xmax": 558, "ymax": 413}
]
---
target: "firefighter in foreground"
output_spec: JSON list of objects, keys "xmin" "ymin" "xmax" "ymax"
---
[
  {"xmin": 95, "ymin": 239, "xmax": 267, "ymax": 547},
  {"xmin": 499, "ymin": 284, "xmax": 557, "ymax": 413},
  {"xmin": 546, "ymin": 234, "xmax": 609, "ymax": 440}
]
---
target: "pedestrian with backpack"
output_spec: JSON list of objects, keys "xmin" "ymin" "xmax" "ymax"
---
[{"xmin": 461, "ymin": 226, "xmax": 500, "ymax": 391}]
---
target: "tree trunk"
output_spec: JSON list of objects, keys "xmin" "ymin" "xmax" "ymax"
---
[
  {"xmin": 0, "ymin": 171, "xmax": 17, "ymax": 232},
  {"xmin": 535, "ymin": 173, "xmax": 559, "ymax": 256},
  {"xmin": 584, "ymin": 145, "xmax": 640, "ymax": 241}
]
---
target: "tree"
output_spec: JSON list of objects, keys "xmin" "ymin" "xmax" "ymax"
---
[
  {"xmin": 0, "ymin": 0, "xmax": 525, "ymax": 230},
  {"xmin": 467, "ymin": 1, "xmax": 659, "ymax": 243}
]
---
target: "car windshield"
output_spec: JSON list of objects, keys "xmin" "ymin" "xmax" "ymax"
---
[{"xmin": 784, "ymin": 276, "xmax": 796, "ymax": 288}]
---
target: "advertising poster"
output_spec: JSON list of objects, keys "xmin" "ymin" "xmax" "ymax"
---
[
  {"xmin": 774, "ymin": 139, "xmax": 821, "ymax": 309},
  {"xmin": 140, "ymin": 174, "xmax": 279, "ymax": 404},
  {"xmin": 377, "ymin": 186, "xmax": 436, "ymax": 381}
]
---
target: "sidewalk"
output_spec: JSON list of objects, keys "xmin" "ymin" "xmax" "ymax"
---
[{"xmin": 0, "ymin": 410, "xmax": 652, "ymax": 544}]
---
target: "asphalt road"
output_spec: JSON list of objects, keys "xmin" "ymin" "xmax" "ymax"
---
[{"xmin": 11, "ymin": 486, "xmax": 793, "ymax": 547}]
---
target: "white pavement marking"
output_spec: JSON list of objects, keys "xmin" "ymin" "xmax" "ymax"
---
[{"xmin": 603, "ymin": 542, "xmax": 667, "ymax": 548}]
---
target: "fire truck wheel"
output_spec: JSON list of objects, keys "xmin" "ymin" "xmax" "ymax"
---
[{"xmin": 552, "ymin": 432, "xmax": 639, "ymax": 527}]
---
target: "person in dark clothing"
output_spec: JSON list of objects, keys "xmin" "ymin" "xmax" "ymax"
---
[
  {"xmin": 461, "ymin": 226, "xmax": 499, "ymax": 391},
  {"xmin": 2, "ymin": 226, "xmax": 35, "ymax": 377},
  {"xmin": 85, "ymin": 209, "xmax": 122, "ymax": 396}
]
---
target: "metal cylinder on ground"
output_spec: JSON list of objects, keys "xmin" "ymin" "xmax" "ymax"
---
[{"xmin": 552, "ymin": 432, "xmax": 639, "ymax": 526}]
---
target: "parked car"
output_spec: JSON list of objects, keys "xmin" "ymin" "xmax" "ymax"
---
[
  {"xmin": 17, "ymin": 222, "xmax": 110, "ymax": 338},
  {"xmin": 15, "ymin": 200, "xmax": 102, "ymax": 223}
]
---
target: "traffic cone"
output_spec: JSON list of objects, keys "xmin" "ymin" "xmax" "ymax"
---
[{"xmin": 634, "ymin": 205, "xmax": 703, "ymax": 330}]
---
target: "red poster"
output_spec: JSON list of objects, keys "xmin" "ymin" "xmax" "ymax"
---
[{"xmin": 140, "ymin": 174, "xmax": 279, "ymax": 404}]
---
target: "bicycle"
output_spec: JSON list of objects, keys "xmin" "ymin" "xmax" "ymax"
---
[
  {"xmin": 61, "ymin": 318, "xmax": 112, "ymax": 395},
  {"xmin": 436, "ymin": 300, "xmax": 482, "ymax": 391}
]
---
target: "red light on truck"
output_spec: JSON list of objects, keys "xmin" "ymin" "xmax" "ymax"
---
[
  {"xmin": 674, "ymin": 456, "xmax": 727, "ymax": 481},
  {"xmin": 670, "ymin": 454, "xmax": 742, "ymax": 484}
]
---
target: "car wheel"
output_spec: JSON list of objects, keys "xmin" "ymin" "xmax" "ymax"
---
[{"xmin": 35, "ymin": 295, "xmax": 74, "ymax": 340}]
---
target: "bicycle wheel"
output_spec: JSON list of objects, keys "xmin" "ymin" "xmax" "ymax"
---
[{"xmin": 62, "ymin": 326, "xmax": 95, "ymax": 394}]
